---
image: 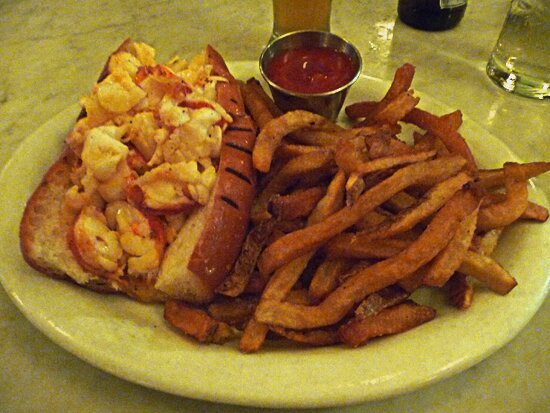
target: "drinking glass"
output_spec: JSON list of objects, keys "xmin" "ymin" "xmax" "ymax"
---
[
  {"xmin": 271, "ymin": 0, "xmax": 332, "ymax": 41},
  {"xmin": 486, "ymin": 0, "xmax": 550, "ymax": 99}
]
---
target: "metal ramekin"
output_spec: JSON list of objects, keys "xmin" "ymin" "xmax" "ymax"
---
[{"xmin": 259, "ymin": 30, "xmax": 362, "ymax": 121}]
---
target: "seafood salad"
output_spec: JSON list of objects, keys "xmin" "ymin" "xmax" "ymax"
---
[{"xmin": 63, "ymin": 41, "xmax": 233, "ymax": 282}]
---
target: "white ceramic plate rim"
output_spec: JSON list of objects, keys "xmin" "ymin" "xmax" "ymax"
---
[{"xmin": 0, "ymin": 61, "xmax": 549, "ymax": 409}]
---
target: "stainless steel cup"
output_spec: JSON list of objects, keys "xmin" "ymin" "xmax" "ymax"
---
[
  {"xmin": 259, "ymin": 30, "xmax": 362, "ymax": 121},
  {"xmin": 486, "ymin": 0, "xmax": 550, "ymax": 99}
]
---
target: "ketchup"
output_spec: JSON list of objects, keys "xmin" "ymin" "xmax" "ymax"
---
[{"xmin": 265, "ymin": 47, "xmax": 356, "ymax": 94}]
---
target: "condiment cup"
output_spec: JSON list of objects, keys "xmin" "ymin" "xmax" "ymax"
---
[{"xmin": 259, "ymin": 30, "xmax": 362, "ymax": 121}]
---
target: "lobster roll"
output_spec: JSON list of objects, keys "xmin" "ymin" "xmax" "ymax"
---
[{"xmin": 20, "ymin": 39, "xmax": 257, "ymax": 304}]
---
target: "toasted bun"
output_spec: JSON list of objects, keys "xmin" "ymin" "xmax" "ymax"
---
[
  {"xmin": 155, "ymin": 46, "xmax": 257, "ymax": 304},
  {"xmin": 20, "ymin": 150, "xmax": 119, "ymax": 293},
  {"xmin": 155, "ymin": 198, "xmax": 213, "ymax": 302}
]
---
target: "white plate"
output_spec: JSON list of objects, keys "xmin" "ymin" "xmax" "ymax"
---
[{"xmin": 1, "ymin": 62, "xmax": 549, "ymax": 409}]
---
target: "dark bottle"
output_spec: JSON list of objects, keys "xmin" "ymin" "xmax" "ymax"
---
[{"xmin": 398, "ymin": 0, "xmax": 467, "ymax": 31}]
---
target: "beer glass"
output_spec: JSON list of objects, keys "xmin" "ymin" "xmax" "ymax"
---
[{"xmin": 271, "ymin": 0, "xmax": 332, "ymax": 40}]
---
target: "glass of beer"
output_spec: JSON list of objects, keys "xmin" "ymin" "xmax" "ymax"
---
[{"xmin": 271, "ymin": 0, "xmax": 332, "ymax": 40}]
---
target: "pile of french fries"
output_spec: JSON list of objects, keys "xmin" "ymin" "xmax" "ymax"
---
[{"xmin": 164, "ymin": 63, "xmax": 550, "ymax": 352}]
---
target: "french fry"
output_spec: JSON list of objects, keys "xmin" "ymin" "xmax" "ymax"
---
[
  {"xmin": 482, "ymin": 192, "xmax": 548, "ymax": 222},
  {"xmin": 240, "ymin": 318, "xmax": 270, "ymax": 353},
  {"xmin": 352, "ymin": 171, "xmax": 473, "ymax": 242},
  {"xmin": 308, "ymin": 258, "xmax": 352, "ymax": 303},
  {"xmin": 285, "ymin": 288, "xmax": 312, "ymax": 305},
  {"xmin": 423, "ymin": 202, "xmax": 479, "ymax": 287},
  {"xmin": 472, "ymin": 228, "xmax": 503, "ymax": 256},
  {"xmin": 338, "ymin": 301, "xmax": 436, "ymax": 348},
  {"xmin": 207, "ymin": 297, "xmax": 257, "ymax": 328},
  {"xmin": 446, "ymin": 273, "xmax": 474, "ymax": 310},
  {"xmin": 345, "ymin": 63, "xmax": 416, "ymax": 121},
  {"xmin": 413, "ymin": 131, "xmax": 452, "ymax": 157},
  {"xmin": 369, "ymin": 90, "xmax": 420, "ymax": 125},
  {"xmin": 327, "ymin": 172, "xmax": 473, "ymax": 258},
  {"xmin": 241, "ymin": 79, "xmax": 277, "ymax": 129},
  {"xmin": 240, "ymin": 245, "xmax": 314, "ymax": 351},
  {"xmin": 216, "ymin": 219, "xmax": 275, "ymax": 297},
  {"xmin": 242, "ymin": 78, "xmax": 342, "ymax": 172},
  {"xmin": 345, "ymin": 100, "xmax": 378, "ymax": 120},
  {"xmin": 476, "ymin": 161, "xmax": 550, "ymax": 190},
  {"xmin": 440, "ymin": 110, "xmax": 463, "ymax": 130},
  {"xmin": 264, "ymin": 222, "xmax": 304, "ymax": 245},
  {"xmin": 398, "ymin": 268, "xmax": 427, "ymax": 293},
  {"xmin": 458, "ymin": 251, "xmax": 517, "ymax": 295},
  {"xmin": 347, "ymin": 150, "xmax": 438, "ymax": 176},
  {"xmin": 383, "ymin": 191, "xmax": 417, "ymax": 212},
  {"xmin": 354, "ymin": 285, "xmax": 410, "ymax": 319},
  {"xmin": 334, "ymin": 136, "xmax": 367, "ymax": 173},
  {"xmin": 257, "ymin": 156, "xmax": 467, "ymax": 276},
  {"xmin": 334, "ymin": 127, "xmax": 414, "ymax": 174},
  {"xmin": 337, "ymin": 260, "xmax": 373, "ymax": 284},
  {"xmin": 244, "ymin": 270, "xmax": 271, "ymax": 294},
  {"xmin": 360, "ymin": 169, "xmax": 395, "ymax": 193},
  {"xmin": 324, "ymin": 236, "xmax": 412, "ymax": 259},
  {"xmin": 259, "ymin": 247, "xmax": 313, "ymax": 303},
  {"xmin": 255, "ymin": 190, "xmax": 479, "ymax": 329},
  {"xmin": 355, "ymin": 208, "xmax": 393, "ymax": 230},
  {"xmin": 365, "ymin": 134, "xmax": 394, "ymax": 158},
  {"xmin": 275, "ymin": 143, "xmax": 330, "ymax": 160},
  {"xmin": 164, "ymin": 300, "xmax": 237, "ymax": 344},
  {"xmin": 477, "ymin": 162, "xmax": 528, "ymax": 231},
  {"xmin": 307, "ymin": 169, "xmax": 347, "ymax": 224},
  {"xmin": 382, "ymin": 63, "xmax": 416, "ymax": 100},
  {"xmin": 521, "ymin": 201, "xmax": 549, "ymax": 221},
  {"xmin": 242, "ymin": 79, "xmax": 329, "ymax": 166},
  {"xmin": 249, "ymin": 78, "xmax": 283, "ymax": 117},
  {"xmin": 288, "ymin": 128, "xmax": 343, "ymax": 147},
  {"xmin": 345, "ymin": 172, "xmax": 366, "ymax": 206},
  {"xmin": 269, "ymin": 186, "xmax": 326, "ymax": 221},
  {"xmin": 364, "ymin": 125, "xmax": 405, "ymax": 152},
  {"xmin": 269, "ymin": 325, "xmax": 340, "ymax": 346},
  {"xmin": 244, "ymin": 77, "xmax": 282, "ymax": 118},
  {"xmin": 253, "ymin": 110, "xmax": 336, "ymax": 172},
  {"xmin": 251, "ymin": 149, "xmax": 334, "ymax": 222},
  {"xmin": 404, "ymin": 107, "xmax": 477, "ymax": 172}
]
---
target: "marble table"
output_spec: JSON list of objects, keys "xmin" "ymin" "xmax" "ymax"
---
[{"xmin": 1, "ymin": 1, "xmax": 548, "ymax": 412}]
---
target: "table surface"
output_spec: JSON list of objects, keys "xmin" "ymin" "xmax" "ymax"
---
[{"xmin": 1, "ymin": 1, "xmax": 548, "ymax": 412}]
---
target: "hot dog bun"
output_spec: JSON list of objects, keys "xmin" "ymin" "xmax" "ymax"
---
[
  {"xmin": 19, "ymin": 40, "xmax": 256, "ymax": 304},
  {"xmin": 155, "ymin": 46, "xmax": 257, "ymax": 303},
  {"xmin": 20, "ymin": 150, "xmax": 120, "ymax": 293}
]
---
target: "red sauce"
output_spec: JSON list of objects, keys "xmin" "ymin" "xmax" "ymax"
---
[{"xmin": 265, "ymin": 47, "xmax": 357, "ymax": 94}]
